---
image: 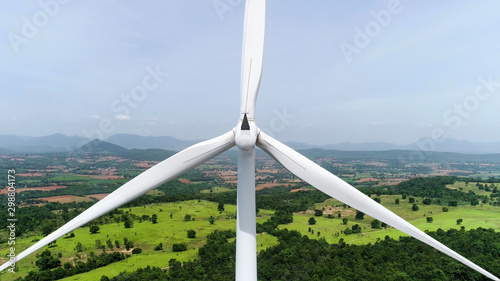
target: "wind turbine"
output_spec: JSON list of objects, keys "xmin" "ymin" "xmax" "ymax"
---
[{"xmin": 1, "ymin": 1, "xmax": 499, "ymax": 280}]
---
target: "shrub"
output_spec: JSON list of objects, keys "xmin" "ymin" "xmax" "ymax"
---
[
  {"xmin": 187, "ymin": 230, "xmax": 196, "ymax": 239},
  {"xmin": 154, "ymin": 243, "xmax": 163, "ymax": 251},
  {"xmin": 314, "ymin": 209, "xmax": 323, "ymax": 216},
  {"xmin": 89, "ymin": 225, "xmax": 100, "ymax": 234},
  {"xmin": 172, "ymin": 243, "xmax": 187, "ymax": 252},
  {"xmin": 308, "ymin": 217, "xmax": 316, "ymax": 225}
]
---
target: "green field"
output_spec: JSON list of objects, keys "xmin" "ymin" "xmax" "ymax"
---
[
  {"xmin": 0, "ymin": 200, "xmax": 275, "ymax": 281},
  {"xmin": 2, "ymin": 196, "xmax": 499, "ymax": 280},
  {"xmin": 200, "ymin": 187, "xmax": 233, "ymax": 193},
  {"xmin": 280, "ymin": 195, "xmax": 500, "ymax": 245},
  {"xmin": 446, "ymin": 181, "xmax": 494, "ymax": 197}
]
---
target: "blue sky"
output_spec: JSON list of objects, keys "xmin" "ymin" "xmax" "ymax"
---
[{"xmin": 1, "ymin": 0, "xmax": 499, "ymax": 145}]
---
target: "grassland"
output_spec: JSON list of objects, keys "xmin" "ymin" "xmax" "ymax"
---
[
  {"xmin": 282, "ymin": 195, "xmax": 500, "ymax": 245},
  {"xmin": 446, "ymin": 181, "xmax": 494, "ymax": 197},
  {"xmin": 0, "ymin": 200, "xmax": 275, "ymax": 281},
  {"xmin": 2, "ymin": 195, "xmax": 499, "ymax": 280}
]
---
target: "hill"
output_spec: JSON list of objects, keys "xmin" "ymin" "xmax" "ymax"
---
[
  {"xmin": 77, "ymin": 139, "xmax": 128, "ymax": 155},
  {"xmin": 106, "ymin": 133, "xmax": 199, "ymax": 151}
]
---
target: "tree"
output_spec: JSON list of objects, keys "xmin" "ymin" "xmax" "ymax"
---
[
  {"xmin": 75, "ymin": 242, "xmax": 83, "ymax": 252},
  {"xmin": 426, "ymin": 217, "xmax": 433, "ymax": 223},
  {"xmin": 63, "ymin": 262, "xmax": 72, "ymax": 269},
  {"xmin": 35, "ymin": 250, "xmax": 61, "ymax": 271},
  {"xmin": 95, "ymin": 239, "xmax": 105, "ymax": 250},
  {"xmin": 89, "ymin": 225, "xmax": 100, "ymax": 234},
  {"xmin": 457, "ymin": 218, "xmax": 463, "ymax": 225},
  {"xmin": 154, "ymin": 243, "xmax": 163, "ymax": 251},
  {"xmin": 470, "ymin": 198, "xmax": 479, "ymax": 206},
  {"xmin": 409, "ymin": 197, "xmax": 415, "ymax": 203},
  {"xmin": 152, "ymin": 214, "xmax": 158, "ymax": 224},
  {"xmin": 172, "ymin": 243, "xmax": 187, "ymax": 252},
  {"xmin": 442, "ymin": 207, "xmax": 449, "ymax": 212},
  {"xmin": 208, "ymin": 216, "xmax": 215, "ymax": 225},
  {"xmin": 371, "ymin": 219, "xmax": 381, "ymax": 229},
  {"xmin": 308, "ymin": 217, "xmax": 316, "ymax": 225},
  {"xmin": 106, "ymin": 239, "xmax": 113, "ymax": 250},
  {"xmin": 132, "ymin": 248, "xmax": 142, "ymax": 254},
  {"xmin": 124, "ymin": 219, "xmax": 133, "ymax": 228},
  {"xmin": 342, "ymin": 218, "xmax": 348, "ymax": 225},
  {"xmin": 41, "ymin": 221, "xmax": 56, "ymax": 236},
  {"xmin": 351, "ymin": 224, "xmax": 361, "ymax": 234},
  {"xmin": 187, "ymin": 230, "xmax": 196, "ymax": 238},
  {"xmin": 125, "ymin": 240, "xmax": 134, "ymax": 251},
  {"xmin": 314, "ymin": 209, "xmax": 323, "ymax": 216},
  {"xmin": 218, "ymin": 202, "xmax": 225, "ymax": 212},
  {"xmin": 114, "ymin": 240, "xmax": 120, "ymax": 248},
  {"xmin": 395, "ymin": 198, "xmax": 400, "ymax": 204},
  {"xmin": 355, "ymin": 210, "xmax": 364, "ymax": 220},
  {"xmin": 412, "ymin": 204, "xmax": 419, "ymax": 211},
  {"xmin": 423, "ymin": 198, "xmax": 432, "ymax": 205},
  {"xmin": 184, "ymin": 214, "xmax": 192, "ymax": 222}
]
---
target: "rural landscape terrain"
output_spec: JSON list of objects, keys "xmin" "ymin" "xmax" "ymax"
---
[{"xmin": 1, "ymin": 139, "xmax": 500, "ymax": 280}]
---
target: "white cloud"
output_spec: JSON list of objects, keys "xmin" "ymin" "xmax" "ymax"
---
[{"xmin": 115, "ymin": 114, "xmax": 131, "ymax": 121}]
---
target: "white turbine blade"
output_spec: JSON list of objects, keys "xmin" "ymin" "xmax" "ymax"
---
[
  {"xmin": 236, "ymin": 148, "xmax": 257, "ymax": 281},
  {"xmin": 0, "ymin": 131, "xmax": 235, "ymax": 272},
  {"xmin": 257, "ymin": 131, "xmax": 499, "ymax": 281},
  {"xmin": 239, "ymin": 0, "xmax": 265, "ymax": 120}
]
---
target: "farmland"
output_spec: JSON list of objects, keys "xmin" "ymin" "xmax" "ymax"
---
[{"xmin": 1, "ymin": 145, "xmax": 500, "ymax": 280}]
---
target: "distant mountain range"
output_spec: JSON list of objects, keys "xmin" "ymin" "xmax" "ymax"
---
[
  {"xmin": 0, "ymin": 133, "xmax": 499, "ymax": 154},
  {"xmin": 289, "ymin": 139, "xmax": 500, "ymax": 154}
]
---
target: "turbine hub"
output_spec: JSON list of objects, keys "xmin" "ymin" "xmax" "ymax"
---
[{"xmin": 235, "ymin": 114, "xmax": 258, "ymax": 150}]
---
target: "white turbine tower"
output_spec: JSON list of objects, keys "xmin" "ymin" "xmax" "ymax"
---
[{"xmin": 1, "ymin": 1, "xmax": 499, "ymax": 280}]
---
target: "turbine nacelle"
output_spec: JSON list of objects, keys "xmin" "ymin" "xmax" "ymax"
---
[{"xmin": 235, "ymin": 113, "xmax": 259, "ymax": 150}]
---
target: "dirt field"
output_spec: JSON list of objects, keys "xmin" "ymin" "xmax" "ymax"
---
[
  {"xmin": 0, "ymin": 185, "xmax": 67, "ymax": 194},
  {"xmin": 357, "ymin": 177, "xmax": 380, "ymax": 183},
  {"xmin": 84, "ymin": 193, "xmax": 110, "ymax": 200},
  {"xmin": 38, "ymin": 195, "xmax": 94, "ymax": 203},
  {"xmin": 256, "ymin": 183, "xmax": 295, "ymax": 190}
]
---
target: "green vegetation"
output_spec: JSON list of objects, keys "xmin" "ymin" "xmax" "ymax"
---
[
  {"xmin": 0, "ymin": 200, "xmax": 274, "ymax": 281},
  {"xmin": 1, "ymin": 148, "xmax": 499, "ymax": 280}
]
